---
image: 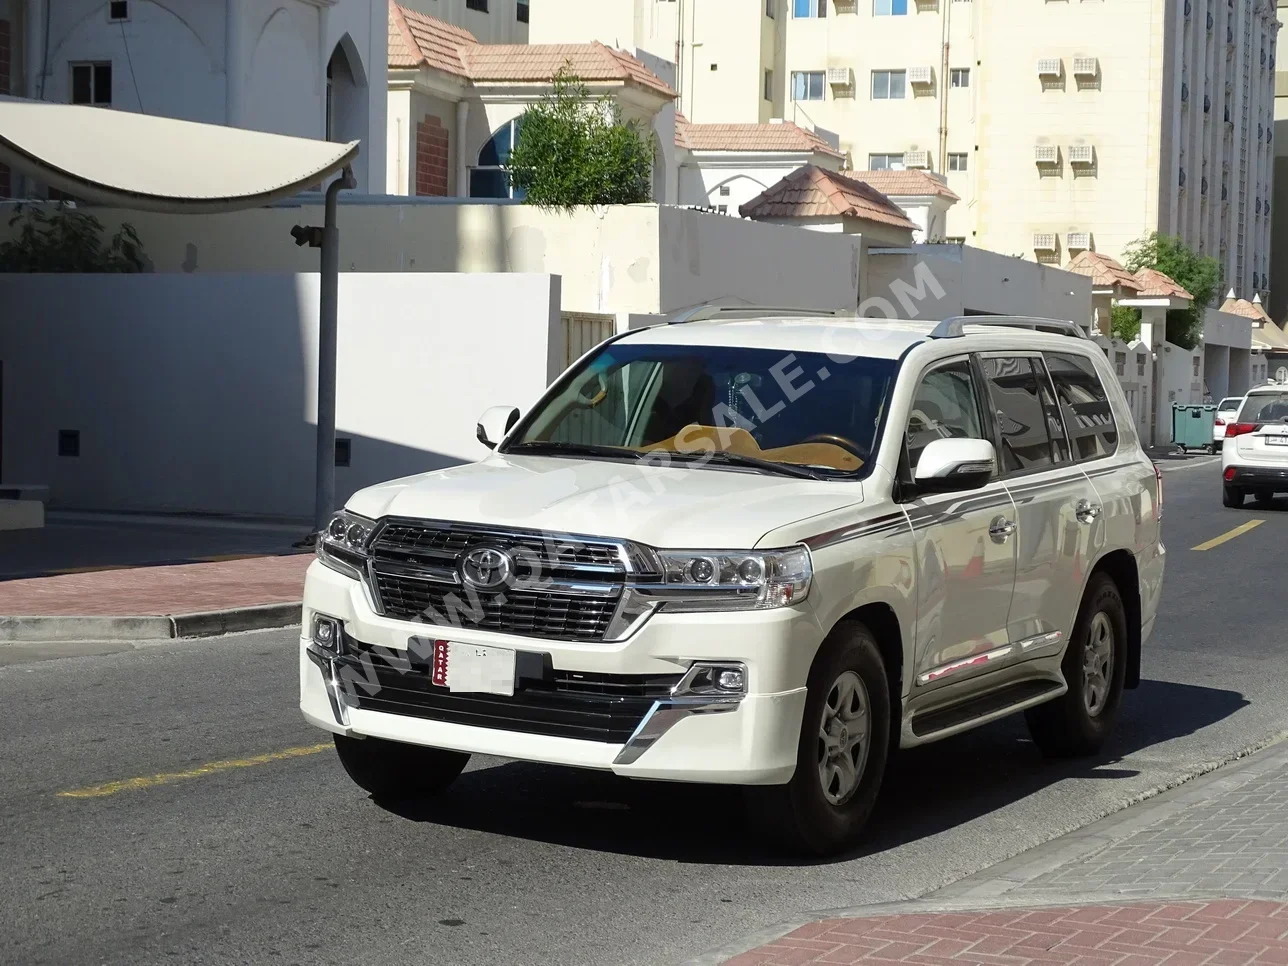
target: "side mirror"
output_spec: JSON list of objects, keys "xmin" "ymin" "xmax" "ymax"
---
[
  {"xmin": 913, "ymin": 438, "xmax": 996, "ymax": 494},
  {"xmin": 476, "ymin": 406, "xmax": 520, "ymax": 450}
]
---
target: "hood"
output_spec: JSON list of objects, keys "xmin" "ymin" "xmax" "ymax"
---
[{"xmin": 345, "ymin": 454, "xmax": 864, "ymax": 549}]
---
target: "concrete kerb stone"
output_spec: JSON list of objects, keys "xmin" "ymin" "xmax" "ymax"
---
[
  {"xmin": 0, "ymin": 602, "xmax": 302, "ymax": 643},
  {"xmin": 681, "ymin": 733, "xmax": 1288, "ymax": 966}
]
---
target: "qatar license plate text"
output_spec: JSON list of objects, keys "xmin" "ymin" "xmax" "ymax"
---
[{"xmin": 429, "ymin": 640, "xmax": 516, "ymax": 696}]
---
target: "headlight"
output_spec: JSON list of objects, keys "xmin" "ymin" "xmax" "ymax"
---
[
  {"xmin": 317, "ymin": 510, "xmax": 376, "ymax": 579},
  {"xmin": 649, "ymin": 545, "xmax": 813, "ymax": 612}
]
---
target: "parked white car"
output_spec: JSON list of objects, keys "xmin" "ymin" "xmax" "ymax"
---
[
  {"xmin": 1221, "ymin": 385, "xmax": 1288, "ymax": 507},
  {"xmin": 1213, "ymin": 396, "xmax": 1244, "ymax": 443},
  {"xmin": 300, "ymin": 308, "xmax": 1166, "ymax": 855}
]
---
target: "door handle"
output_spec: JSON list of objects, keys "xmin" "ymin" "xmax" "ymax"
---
[
  {"xmin": 1075, "ymin": 499, "xmax": 1102, "ymax": 523},
  {"xmin": 989, "ymin": 516, "xmax": 1016, "ymax": 540}
]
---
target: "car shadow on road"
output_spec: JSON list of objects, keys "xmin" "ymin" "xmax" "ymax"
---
[{"xmin": 376, "ymin": 678, "xmax": 1247, "ymax": 866}]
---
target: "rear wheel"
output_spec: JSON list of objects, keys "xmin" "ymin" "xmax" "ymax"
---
[
  {"xmin": 1223, "ymin": 484, "xmax": 1245, "ymax": 508},
  {"xmin": 745, "ymin": 622, "xmax": 891, "ymax": 857},
  {"xmin": 1025, "ymin": 573, "xmax": 1128, "ymax": 758},
  {"xmin": 333, "ymin": 734, "xmax": 470, "ymax": 801}
]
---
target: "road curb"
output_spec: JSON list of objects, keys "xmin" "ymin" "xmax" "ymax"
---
[
  {"xmin": 0, "ymin": 602, "xmax": 302, "ymax": 643},
  {"xmin": 682, "ymin": 733, "xmax": 1288, "ymax": 966}
]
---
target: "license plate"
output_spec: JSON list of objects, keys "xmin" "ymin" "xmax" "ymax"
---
[
  {"xmin": 1266, "ymin": 436, "xmax": 1288, "ymax": 446},
  {"xmin": 429, "ymin": 640, "xmax": 516, "ymax": 696}
]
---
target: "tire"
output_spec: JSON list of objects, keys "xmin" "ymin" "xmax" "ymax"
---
[
  {"xmin": 332, "ymin": 734, "xmax": 469, "ymax": 801},
  {"xmin": 745, "ymin": 622, "xmax": 892, "ymax": 857},
  {"xmin": 1025, "ymin": 573, "xmax": 1128, "ymax": 758},
  {"xmin": 1223, "ymin": 484, "xmax": 1245, "ymax": 508}
]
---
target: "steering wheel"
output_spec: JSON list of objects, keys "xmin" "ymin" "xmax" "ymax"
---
[
  {"xmin": 802, "ymin": 433, "xmax": 868, "ymax": 460},
  {"xmin": 577, "ymin": 372, "xmax": 609, "ymax": 407}
]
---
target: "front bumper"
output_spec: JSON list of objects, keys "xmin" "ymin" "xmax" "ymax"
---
[
  {"xmin": 299, "ymin": 561, "xmax": 813, "ymax": 784},
  {"xmin": 1225, "ymin": 464, "xmax": 1288, "ymax": 490}
]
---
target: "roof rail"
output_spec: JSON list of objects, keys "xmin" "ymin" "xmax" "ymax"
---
[
  {"xmin": 928, "ymin": 315, "xmax": 1089, "ymax": 340},
  {"xmin": 665, "ymin": 302, "xmax": 850, "ymax": 325}
]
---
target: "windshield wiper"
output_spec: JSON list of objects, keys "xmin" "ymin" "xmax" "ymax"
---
[
  {"xmin": 667, "ymin": 450, "xmax": 826, "ymax": 480},
  {"xmin": 505, "ymin": 441, "xmax": 646, "ymax": 461}
]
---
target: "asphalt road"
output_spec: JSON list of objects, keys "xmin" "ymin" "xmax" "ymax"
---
[{"xmin": 3, "ymin": 459, "xmax": 1287, "ymax": 966}]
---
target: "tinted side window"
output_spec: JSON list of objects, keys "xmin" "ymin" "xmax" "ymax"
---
[
  {"xmin": 1046, "ymin": 352, "xmax": 1119, "ymax": 462},
  {"xmin": 906, "ymin": 359, "xmax": 985, "ymax": 472},
  {"xmin": 981, "ymin": 356, "xmax": 1056, "ymax": 473},
  {"xmin": 1032, "ymin": 357, "xmax": 1072, "ymax": 465}
]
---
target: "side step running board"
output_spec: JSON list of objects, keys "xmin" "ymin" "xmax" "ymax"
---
[{"xmin": 910, "ymin": 679, "xmax": 1064, "ymax": 739}]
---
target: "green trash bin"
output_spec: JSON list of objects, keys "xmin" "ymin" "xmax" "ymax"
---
[{"xmin": 1172, "ymin": 403, "xmax": 1217, "ymax": 454}]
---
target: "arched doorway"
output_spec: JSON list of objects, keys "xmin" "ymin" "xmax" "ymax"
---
[
  {"xmin": 469, "ymin": 118, "xmax": 526, "ymax": 199},
  {"xmin": 325, "ymin": 37, "xmax": 366, "ymax": 146}
]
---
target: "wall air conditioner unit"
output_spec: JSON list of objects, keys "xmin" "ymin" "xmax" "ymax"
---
[
  {"xmin": 1033, "ymin": 232, "xmax": 1059, "ymax": 252},
  {"xmin": 1068, "ymin": 144, "xmax": 1095, "ymax": 164},
  {"xmin": 908, "ymin": 65, "xmax": 934, "ymax": 85},
  {"xmin": 905, "ymin": 150, "xmax": 931, "ymax": 168},
  {"xmin": 1067, "ymin": 232, "xmax": 1092, "ymax": 250},
  {"xmin": 1037, "ymin": 58, "xmax": 1062, "ymax": 77},
  {"xmin": 1072, "ymin": 57, "xmax": 1099, "ymax": 76},
  {"xmin": 826, "ymin": 66, "xmax": 854, "ymax": 87},
  {"xmin": 1034, "ymin": 143, "xmax": 1059, "ymax": 164}
]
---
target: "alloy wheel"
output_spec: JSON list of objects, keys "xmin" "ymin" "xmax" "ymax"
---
[{"xmin": 817, "ymin": 670, "xmax": 872, "ymax": 806}]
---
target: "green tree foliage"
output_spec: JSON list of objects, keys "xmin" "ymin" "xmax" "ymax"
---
[
  {"xmin": 0, "ymin": 203, "xmax": 146, "ymax": 272},
  {"xmin": 1111, "ymin": 304, "xmax": 1142, "ymax": 342},
  {"xmin": 506, "ymin": 68, "xmax": 655, "ymax": 208},
  {"xmin": 1120, "ymin": 232, "xmax": 1221, "ymax": 350}
]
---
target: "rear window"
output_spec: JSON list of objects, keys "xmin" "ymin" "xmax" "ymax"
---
[
  {"xmin": 1045, "ymin": 352, "xmax": 1119, "ymax": 462},
  {"xmin": 1219, "ymin": 397, "xmax": 1243, "ymax": 411},
  {"xmin": 1238, "ymin": 391, "xmax": 1288, "ymax": 423}
]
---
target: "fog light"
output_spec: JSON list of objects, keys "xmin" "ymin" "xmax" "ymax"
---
[
  {"xmin": 312, "ymin": 615, "xmax": 341, "ymax": 651},
  {"xmin": 717, "ymin": 668, "xmax": 745, "ymax": 692}
]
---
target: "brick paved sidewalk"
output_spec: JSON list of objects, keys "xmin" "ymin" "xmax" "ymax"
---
[
  {"xmin": 0, "ymin": 553, "xmax": 311, "ymax": 617},
  {"xmin": 728, "ymin": 900, "xmax": 1288, "ymax": 966}
]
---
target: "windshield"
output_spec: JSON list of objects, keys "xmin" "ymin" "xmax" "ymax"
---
[
  {"xmin": 1219, "ymin": 397, "xmax": 1243, "ymax": 411},
  {"xmin": 504, "ymin": 341, "xmax": 898, "ymax": 476},
  {"xmin": 1238, "ymin": 391, "xmax": 1288, "ymax": 423}
]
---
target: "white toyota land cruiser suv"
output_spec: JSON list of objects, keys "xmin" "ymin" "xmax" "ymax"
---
[{"xmin": 300, "ymin": 308, "xmax": 1165, "ymax": 855}]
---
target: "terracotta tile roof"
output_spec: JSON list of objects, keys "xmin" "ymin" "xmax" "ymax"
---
[
  {"xmin": 1065, "ymin": 251, "xmax": 1143, "ymax": 292},
  {"xmin": 462, "ymin": 43, "xmax": 677, "ymax": 97},
  {"xmin": 1220, "ymin": 291, "xmax": 1275, "ymax": 324},
  {"xmin": 389, "ymin": 2, "xmax": 476, "ymax": 76},
  {"xmin": 674, "ymin": 114, "xmax": 844, "ymax": 159},
  {"xmin": 739, "ymin": 164, "xmax": 917, "ymax": 230},
  {"xmin": 1132, "ymin": 267, "xmax": 1193, "ymax": 300},
  {"xmin": 842, "ymin": 169, "xmax": 960, "ymax": 202}
]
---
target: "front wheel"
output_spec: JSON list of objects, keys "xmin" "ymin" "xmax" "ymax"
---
[
  {"xmin": 1223, "ymin": 484, "xmax": 1245, "ymax": 508},
  {"xmin": 333, "ymin": 734, "xmax": 470, "ymax": 801},
  {"xmin": 745, "ymin": 622, "xmax": 891, "ymax": 857},
  {"xmin": 1025, "ymin": 573, "xmax": 1128, "ymax": 758}
]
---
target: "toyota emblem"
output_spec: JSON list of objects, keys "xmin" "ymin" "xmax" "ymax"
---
[{"xmin": 461, "ymin": 547, "xmax": 514, "ymax": 590}]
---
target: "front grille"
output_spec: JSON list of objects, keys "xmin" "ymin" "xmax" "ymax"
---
[
  {"xmin": 367, "ymin": 520, "xmax": 630, "ymax": 642},
  {"xmin": 336, "ymin": 649, "xmax": 678, "ymax": 743},
  {"xmin": 372, "ymin": 572, "xmax": 619, "ymax": 640}
]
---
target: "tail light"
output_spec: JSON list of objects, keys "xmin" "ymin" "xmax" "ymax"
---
[
  {"xmin": 1215, "ymin": 417, "xmax": 1225, "ymax": 426},
  {"xmin": 1154, "ymin": 462, "xmax": 1163, "ymax": 522},
  {"xmin": 1224, "ymin": 465, "xmax": 1237, "ymax": 482},
  {"xmin": 1225, "ymin": 422, "xmax": 1260, "ymax": 438}
]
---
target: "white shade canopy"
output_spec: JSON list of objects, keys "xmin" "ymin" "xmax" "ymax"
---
[{"xmin": 0, "ymin": 97, "xmax": 359, "ymax": 213}]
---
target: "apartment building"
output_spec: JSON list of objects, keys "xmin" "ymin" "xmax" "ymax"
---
[
  {"xmin": 536, "ymin": 0, "xmax": 1278, "ymax": 306},
  {"xmin": 398, "ymin": 0, "xmax": 530, "ymax": 43},
  {"xmin": 1270, "ymin": 0, "xmax": 1288, "ymax": 322}
]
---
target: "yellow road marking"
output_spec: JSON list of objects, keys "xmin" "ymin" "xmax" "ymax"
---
[
  {"xmin": 1192, "ymin": 519, "xmax": 1265, "ymax": 551},
  {"xmin": 57, "ymin": 742, "xmax": 332, "ymax": 799}
]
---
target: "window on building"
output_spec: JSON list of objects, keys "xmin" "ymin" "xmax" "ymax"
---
[
  {"xmin": 717, "ymin": 205, "xmax": 729, "ymax": 214},
  {"xmin": 70, "ymin": 63, "xmax": 111, "ymax": 106},
  {"xmin": 108, "ymin": 1, "xmax": 129, "ymax": 21},
  {"xmin": 791, "ymin": 70, "xmax": 826, "ymax": 100},
  {"xmin": 948, "ymin": 152, "xmax": 969, "ymax": 171},
  {"xmin": 719, "ymin": 185, "xmax": 731, "ymax": 196},
  {"xmin": 871, "ymin": 69, "xmax": 906, "ymax": 99},
  {"xmin": 764, "ymin": 69, "xmax": 774, "ymax": 101},
  {"xmin": 868, "ymin": 153, "xmax": 906, "ymax": 170},
  {"xmin": 874, "ymin": 0, "xmax": 908, "ymax": 13},
  {"xmin": 470, "ymin": 118, "xmax": 526, "ymax": 199},
  {"xmin": 794, "ymin": 0, "xmax": 826, "ymax": 17},
  {"xmin": 517, "ymin": 0, "xmax": 529, "ymax": 22},
  {"xmin": 981, "ymin": 356, "xmax": 1059, "ymax": 473},
  {"xmin": 466, "ymin": 0, "xmax": 488, "ymax": 11},
  {"xmin": 950, "ymin": 67, "xmax": 970, "ymax": 88},
  {"xmin": 945, "ymin": 236, "xmax": 966, "ymax": 245}
]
